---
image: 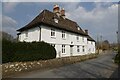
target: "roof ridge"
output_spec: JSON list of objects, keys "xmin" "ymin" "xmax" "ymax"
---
[
  {"xmin": 17, "ymin": 9, "xmax": 90, "ymax": 37},
  {"xmin": 42, "ymin": 9, "xmax": 78, "ymax": 24}
]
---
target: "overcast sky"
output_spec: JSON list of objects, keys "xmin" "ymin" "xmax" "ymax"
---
[{"xmin": 1, "ymin": 2, "xmax": 118, "ymax": 43}]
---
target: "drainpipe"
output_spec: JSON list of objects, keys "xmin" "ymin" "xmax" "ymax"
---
[
  {"xmin": 38, "ymin": 26, "xmax": 41, "ymax": 41},
  {"xmin": 97, "ymin": 35, "xmax": 99, "ymax": 54}
]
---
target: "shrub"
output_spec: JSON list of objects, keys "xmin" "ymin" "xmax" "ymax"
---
[
  {"xmin": 114, "ymin": 46, "xmax": 120, "ymax": 64},
  {"xmin": 2, "ymin": 39, "xmax": 56, "ymax": 63},
  {"xmin": 114, "ymin": 53, "xmax": 120, "ymax": 64}
]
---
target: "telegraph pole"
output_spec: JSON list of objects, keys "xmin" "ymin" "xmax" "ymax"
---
[
  {"xmin": 116, "ymin": 31, "xmax": 119, "ymax": 52},
  {"xmin": 100, "ymin": 35, "xmax": 102, "ymax": 50},
  {"xmin": 97, "ymin": 35, "xmax": 99, "ymax": 54}
]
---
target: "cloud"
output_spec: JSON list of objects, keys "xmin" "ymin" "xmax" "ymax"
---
[
  {"xmin": 65, "ymin": 3, "xmax": 118, "ymax": 43},
  {"xmin": 3, "ymin": 2, "xmax": 19, "ymax": 13},
  {"xmin": 2, "ymin": 2, "xmax": 118, "ymax": 42},
  {"xmin": 2, "ymin": 0, "xmax": 119, "ymax": 2},
  {"xmin": 2, "ymin": 15, "xmax": 18, "ymax": 37}
]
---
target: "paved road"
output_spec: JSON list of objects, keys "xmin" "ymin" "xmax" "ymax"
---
[{"xmin": 11, "ymin": 51, "xmax": 118, "ymax": 78}]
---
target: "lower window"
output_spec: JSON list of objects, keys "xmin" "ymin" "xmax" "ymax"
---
[
  {"xmin": 77, "ymin": 46, "xmax": 80, "ymax": 53},
  {"xmin": 82, "ymin": 46, "xmax": 85, "ymax": 52},
  {"xmin": 62, "ymin": 45, "xmax": 65, "ymax": 53}
]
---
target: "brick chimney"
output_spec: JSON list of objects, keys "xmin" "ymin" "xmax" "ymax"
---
[
  {"xmin": 53, "ymin": 4, "xmax": 60, "ymax": 17},
  {"xmin": 85, "ymin": 30, "xmax": 88, "ymax": 35},
  {"xmin": 60, "ymin": 8, "xmax": 65, "ymax": 19}
]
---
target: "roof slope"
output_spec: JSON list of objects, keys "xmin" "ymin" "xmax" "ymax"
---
[
  {"xmin": 87, "ymin": 35, "xmax": 95, "ymax": 42},
  {"xmin": 17, "ymin": 10, "xmax": 87, "ymax": 36},
  {"xmin": 17, "ymin": 9, "xmax": 95, "ymax": 41}
]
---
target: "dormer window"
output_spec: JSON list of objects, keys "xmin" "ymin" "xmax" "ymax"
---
[
  {"xmin": 77, "ymin": 27, "xmax": 80, "ymax": 30},
  {"xmin": 54, "ymin": 18, "xmax": 58, "ymax": 23}
]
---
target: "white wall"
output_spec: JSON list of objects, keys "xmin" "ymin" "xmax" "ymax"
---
[
  {"xmin": 19, "ymin": 27, "xmax": 40, "ymax": 42},
  {"xmin": 87, "ymin": 41, "xmax": 96, "ymax": 53},
  {"xmin": 40, "ymin": 25, "xmax": 88, "ymax": 57},
  {"xmin": 41, "ymin": 25, "xmax": 87, "ymax": 46},
  {"xmin": 18, "ymin": 25, "xmax": 96, "ymax": 58}
]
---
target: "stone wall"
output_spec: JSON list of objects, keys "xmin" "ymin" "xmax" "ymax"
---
[{"xmin": 2, "ymin": 53, "xmax": 98, "ymax": 77}]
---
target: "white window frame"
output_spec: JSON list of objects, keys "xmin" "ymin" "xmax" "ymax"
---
[
  {"xmin": 62, "ymin": 31, "xmax": 66, "ymax": 39},
  {"xmin": 51, "ymin": 29, "xmax": 55, "ymax": 37},
  {"xmin": 62, "ymin": 45, "xmax": 65, "ymax": 53}
]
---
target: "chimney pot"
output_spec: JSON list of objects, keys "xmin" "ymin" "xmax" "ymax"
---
[
  {"xmin": 53, "ymin": 4, "xmax": 60, "ymax": 13},
  {"xmin": 60, "ymin": 8, "xmax": 65, "ymax": 19},
  {"xmin": 85, "ymin": 30, "xmax": 88, "ymax": 35}
]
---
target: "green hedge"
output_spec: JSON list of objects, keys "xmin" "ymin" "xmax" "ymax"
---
[{"xmin": 2, "ymin": 39, "xmax": 56, "ymax": 63}]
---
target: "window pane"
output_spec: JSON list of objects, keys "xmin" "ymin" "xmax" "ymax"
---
[
  {"xmin": 62, "ymin": 45, "xmax": 65, "ymax": 53},
  {"xmin": 77, "ymin": 46, "xmax": 79, "ymax": 52},
  {"xmin": 77, "ymin": 36, "xmax": 79, "ymax": 40},
  {"xmin": 82, "ymin": 46, "xmax": 84, "ymax": 52}
]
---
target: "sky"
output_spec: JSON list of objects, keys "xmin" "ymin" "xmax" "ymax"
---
[{"xmin": 1, "ymin": 1, "xmax": 119, "ymax": 43}]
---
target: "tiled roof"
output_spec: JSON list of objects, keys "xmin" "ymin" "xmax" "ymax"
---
[
  {"xmin": 17, "ymin": 9, "xmax": 95, "ymax": 41},
  {"xmin": 87, "ymin": 35, "xmax": 95, "ymax": 42},
  {"xmin": 17, "ymin": 10, "xmax": 87, "ymax": 36}
]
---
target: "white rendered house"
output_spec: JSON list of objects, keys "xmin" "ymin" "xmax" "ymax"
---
[{"xmin": 17, "ymin": 5, "xmax": 96, "ymax": 58}]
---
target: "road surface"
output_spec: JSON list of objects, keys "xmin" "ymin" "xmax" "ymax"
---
[{"xmin": 10, "ymin": 51, "xmax": 119, "ymax": 78}]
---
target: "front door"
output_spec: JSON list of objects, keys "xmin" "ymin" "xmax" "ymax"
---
[{"xmin": 70, "ymin": 45, "xmax": 73, "ymax": 56}]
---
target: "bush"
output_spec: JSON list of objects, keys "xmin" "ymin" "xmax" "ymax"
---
[
  {"xmin": 114, "ymin": 47, "xmax": 120, "ymax": 64},
  {"xmin": 2, "ymin": 39, "xmax": 56, "ymax": 63},
  {"xmin": 114, "ymin": 53, "xmax": 120, "ymax": 64}
]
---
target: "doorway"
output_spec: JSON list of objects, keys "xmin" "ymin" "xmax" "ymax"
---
[{"xmin": 70, "ymin": 45, "xmax": 73, "ymax": 56}]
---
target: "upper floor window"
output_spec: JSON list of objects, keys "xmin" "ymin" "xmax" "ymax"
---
[
  {"xmin": 76, "ymin": 35, "xmax": 79, "ymax": 41},
  {"xmin": 25, "ymin": 31, "xmax": 28, "ymax": 37},
  {"xmin": 77, "ymin": 46, "xmax": 80, "ymax": 52},
  {"xmin": 51, "ymin": 29, "xmax": 55, "ymax": 37},
  {"xmin": 62, "ymin": 31, "xmax": 65, "ymax": 39},
  {"xmin": 62, "ymin": 45, "xmax": 65, "ymax": 53},
  {"xmin": 82, "ymin": 37, "xmax": 84, "ymax": 42}
]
